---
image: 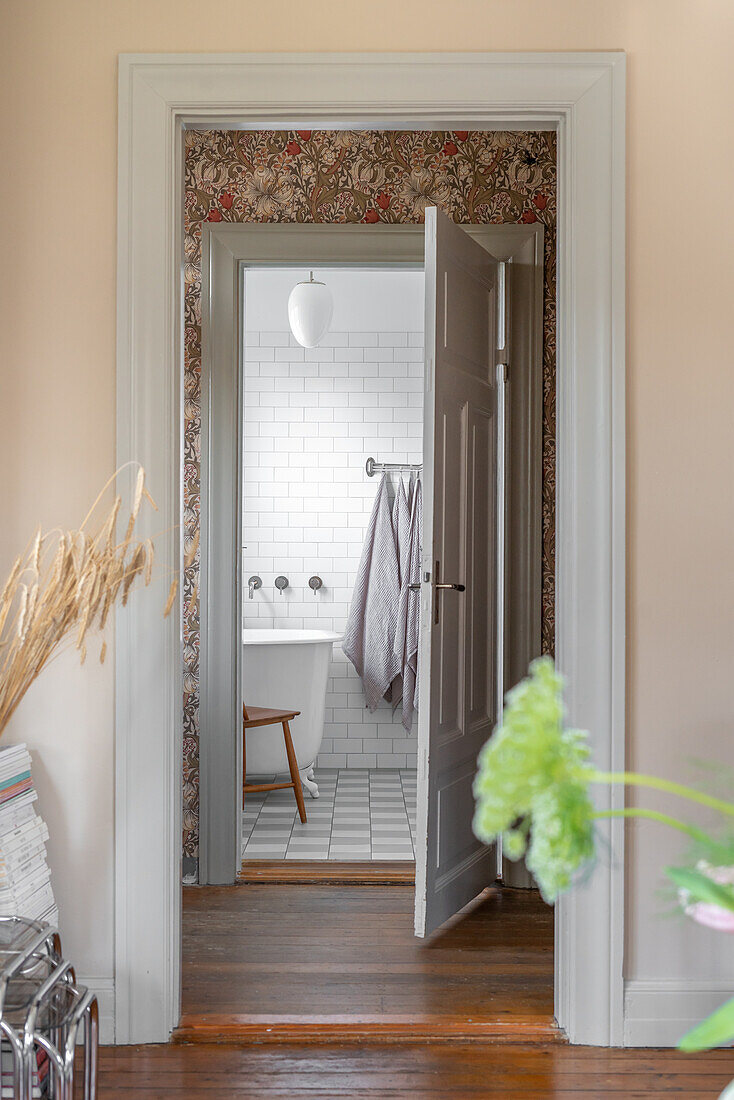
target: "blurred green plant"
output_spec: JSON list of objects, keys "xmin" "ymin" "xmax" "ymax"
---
[{"xmin": 473, "ymin": 657, "xmax": 734, "ymax": 1054}]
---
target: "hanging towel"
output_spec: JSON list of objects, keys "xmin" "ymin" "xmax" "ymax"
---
[
  {"xmin": 389, "ymin": 478, "xmax": 411, "ymax": 707},
  {"xmin": 407, "ymin": 470, "xmax": 416, "ymax": 513},
  {"xmin": 394, "ymin": 477, "xmax": 422, "ymax": 731},
  {"xmin": 342, "ymin": 473, "xmax": 402, "ymax": 711},
  {"xmin": 392, "ymin": 477, "xmax": 411, "ymax": 584}
]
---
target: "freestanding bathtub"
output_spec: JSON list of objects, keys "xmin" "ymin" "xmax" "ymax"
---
[{"xmin": 241, "ymin": 628, "xmax": 342, "ymax": 798}]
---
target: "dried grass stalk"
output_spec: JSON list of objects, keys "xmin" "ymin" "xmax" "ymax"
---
[{"xmin": 0, "ymin": 466, "xmax": 173, "ymax": 738}]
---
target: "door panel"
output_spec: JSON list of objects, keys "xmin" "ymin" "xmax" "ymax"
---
[
  {"xmin": 434, "ymin": 394, "xmax": 465, "ymax": 739},
  {"xmin": 436, "ymin": 763, "xmax": 482, "ymax": 872},
  {"xmin": 415, "ymin": 207, "xmax": 500, "ymax": 938},
  {"xmin": 467, "ymin": 405, "xmax": 495, "ymax": 729},
  {"xmin": 444, "ymin": 266, "xmax": 492, "ymax": 376}
]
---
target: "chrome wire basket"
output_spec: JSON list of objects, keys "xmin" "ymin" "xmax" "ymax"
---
[{"xmin": 0, "ymin": 917, "xmax": 97, "ymax": 1099}]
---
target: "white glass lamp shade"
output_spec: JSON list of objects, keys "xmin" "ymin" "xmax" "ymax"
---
[{"xmin": 287, "ymin": 273, "xmax": 333, "ymax": 348}]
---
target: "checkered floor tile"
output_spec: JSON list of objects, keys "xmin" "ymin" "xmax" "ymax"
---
[{"xmin": 242, "ymin": 768, "xmax": 417, "ymax": 861}]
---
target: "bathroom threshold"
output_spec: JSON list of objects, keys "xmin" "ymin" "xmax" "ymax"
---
[{"xmin": 238, "ymin": 859, "xmax": 415, "ymax": 885}]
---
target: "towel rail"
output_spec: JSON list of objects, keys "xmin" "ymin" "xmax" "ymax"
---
[{"xmin": 365, "ymin": 457, "xmax": 423, "ymax": 478}]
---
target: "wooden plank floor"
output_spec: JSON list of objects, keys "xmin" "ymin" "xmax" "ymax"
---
[
  {"xmin": 180, "ymin": 883, "xmax": 555, "ymax": 1037},
  {"xmin": 98, "ymin": 1042, "xmax": 734, "ymax": 1098}
]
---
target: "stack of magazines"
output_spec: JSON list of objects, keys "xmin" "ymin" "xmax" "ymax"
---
[
  {"xmin": 0, "ymin": 744, "xmax": 57, "ymax": 925},
  {"xmin": 0, "ymin": 1046, "xmax": 48, "ymax": 1098}
]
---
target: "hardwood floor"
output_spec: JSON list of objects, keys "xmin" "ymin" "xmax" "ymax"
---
[
  {"xmin": 98, "ymin": 1042, "xmax": 734, "ymax": 1098},
  {"xmin": 179, "ymin": 883, "xmax": 555, "ymax": 1040},
  {"xmin": 109, "ymin": 884, "xmax": 734, "ymax": 1096}
]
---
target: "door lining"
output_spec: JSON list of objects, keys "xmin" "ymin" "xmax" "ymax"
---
[
  {"xmin": 200, "ymin": 222, "xmax": 542, "ymax": 886},
  {"xmin": 115, "ymin": 51, "xmax": 626, "ymax": 1046}
]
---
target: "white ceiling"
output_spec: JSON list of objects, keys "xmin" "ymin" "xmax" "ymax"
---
[{"xmin": 244, "ymin": 266, "xmax": 424, "ymax": 333}]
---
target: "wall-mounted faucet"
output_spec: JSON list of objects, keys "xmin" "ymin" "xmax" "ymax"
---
[
  {"xmin": 275, "ymin": 575, "xmax": 289, "ymax": 595},
  {"xmin": 248, "ymin": 575, "xmax": 262, "ymax": 600},
  {"xmin": 308, "ymin": 576, "xmax": 323, "ymax": 595}
]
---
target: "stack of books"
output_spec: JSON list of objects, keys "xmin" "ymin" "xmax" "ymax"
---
[{"xmin": 0, "ymin": 744, "xmax": 57, "ymax": 926}]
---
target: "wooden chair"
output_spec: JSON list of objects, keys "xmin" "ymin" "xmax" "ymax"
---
[{"xmin": 241, "ymin": 703, "xmax": 307, "ymax": 823}]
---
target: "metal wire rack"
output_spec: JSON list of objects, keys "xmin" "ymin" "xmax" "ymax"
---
[{"xmin": 0, "ymin": 916, "xmax": 97, "ymax": 1099}]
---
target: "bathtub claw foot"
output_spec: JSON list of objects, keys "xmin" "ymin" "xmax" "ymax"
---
[{"xmin": 300, "ymin": 769, "xmax": 319, "ymax": 799}]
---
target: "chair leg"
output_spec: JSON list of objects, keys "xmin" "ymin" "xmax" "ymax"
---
[{"xmin": 282, "ymin": 720, "xmax": 307, "ymax": 824}]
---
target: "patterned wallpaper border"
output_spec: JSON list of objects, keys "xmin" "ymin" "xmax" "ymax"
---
[{"xmin": 183, "ymin": 129, "xmax": 557, "ymax": 866}]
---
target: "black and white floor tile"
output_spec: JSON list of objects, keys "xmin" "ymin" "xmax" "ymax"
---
[{"xmin": 241, "ymin": 768, "xmax": 417, "ymax": 861}]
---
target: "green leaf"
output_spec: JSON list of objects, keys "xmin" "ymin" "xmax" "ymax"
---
[
  {"xmin": 678, "ymin": 997, "xmax": 734, "ymax": 1052},
  {"xmin": 472, "ymin": 657, "xmax": 596, "ymax": 903},
  {"xmin": 666, "ymin": 866, "xmax": 734, "ymax": 912}
]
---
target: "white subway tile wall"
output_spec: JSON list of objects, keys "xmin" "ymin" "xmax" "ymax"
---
[{"xmin": 243, "ymin": 329, "xmax": 424, "ymax": 769}]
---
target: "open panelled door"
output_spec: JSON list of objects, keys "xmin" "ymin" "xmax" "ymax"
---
[{"xmin": 415, "ymin": 207, "xmax": 501, "ymax": 938}]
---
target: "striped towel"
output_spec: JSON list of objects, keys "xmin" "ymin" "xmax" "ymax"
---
[
  {"xmin": 389, "ymin": 478, "xmax": 411, "ymax": 706},
  {"xmin": 342, "ymin": 474, "xmax": 402, "ymax": 710},
  {"xmin": 394, "ymin": 477, "xmax": 422, "ymax": 731},
  {"xmin": 393, "ymin": 477, "xmax": 411, "ymax": 584},
  {"xmin": 407, "ymin": 470, "xmax": 416, "ymax": 512}
]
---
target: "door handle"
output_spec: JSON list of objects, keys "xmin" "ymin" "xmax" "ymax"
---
[
  {"xmin": 408, "ymin": 581, "xmax": 465, "ymax": 591},
  {"xmin": 432, "ymin": 562, "xmax": 466, "ymax": 625}
]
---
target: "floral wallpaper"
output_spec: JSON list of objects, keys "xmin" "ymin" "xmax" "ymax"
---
[{"xmin": 183, "ymin": 129, "xmax": 557, "ymax": 866}]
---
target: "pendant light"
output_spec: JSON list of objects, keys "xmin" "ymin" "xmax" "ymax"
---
[{"xmin": 287, "ymin": 271, "xmax": 333, "ymax": 348}]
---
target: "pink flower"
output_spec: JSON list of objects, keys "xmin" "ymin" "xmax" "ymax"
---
[
  {"xmin": 443, "ymin": 140, "xmax": 458, "ymax": 156},
  {"xmin": 520, "ymin": 210, "xmax": 537, "ymax": 224},
  {"xmin": 363, "ymin": 209, "xmax": 380, "ymax": 223},
  {"xmin": 207, "ymin": 208, "xmax": 222, "ymax": 222},
  {"xmin": 680, "ymin": 864, "xmax": 734, "ymax": 933},
  {"xmin": 376, "ymin": 192, "xmax": 390, "ymax": 210},
  {"xmin": 684, "ymin": 902, "xmax": 734, "ymax": 933},
  {"xmin": 286, "ymin": 140, "xmax": 301, "ymax": 156},
  {"xmin": 219, "ymin": 192, "xmax": 234, "ymax": 210}
]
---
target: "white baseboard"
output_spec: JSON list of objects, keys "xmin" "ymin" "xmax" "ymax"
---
[
  {"xmin": 624, "ymin": 979, "xmax": 733, "ymax": 1047},
  {"xmin": 79, "ymin": 977, "xmax": 115, "ymax": 1045}
]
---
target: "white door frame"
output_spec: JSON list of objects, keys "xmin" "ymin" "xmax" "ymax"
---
[{"xmin": 116, "ymin": 51, "xmax": 625, "ymax": 1046}]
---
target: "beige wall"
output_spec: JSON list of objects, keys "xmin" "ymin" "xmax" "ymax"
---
[{"xmin": 2, "ymin": 0, "xmax": 733, "ymax": 1014}]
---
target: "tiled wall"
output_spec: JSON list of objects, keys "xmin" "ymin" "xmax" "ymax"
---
[{"xmin": 242, "ymin": 328, "xmax": 423, "ymax": 769}]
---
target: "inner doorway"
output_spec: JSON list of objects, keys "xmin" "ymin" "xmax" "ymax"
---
[
  {"xmin": 190, "ymin": 212, "xmax": 550, "ymax": 1038},
  {"xmin": 200, "ymin": 218, "xmax": 544, "ymax": 904}
]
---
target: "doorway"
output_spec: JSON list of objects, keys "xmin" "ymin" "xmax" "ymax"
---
[{"xmin": 116, "ymin": 52, "xmax": 626, "ymax": 1045}]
